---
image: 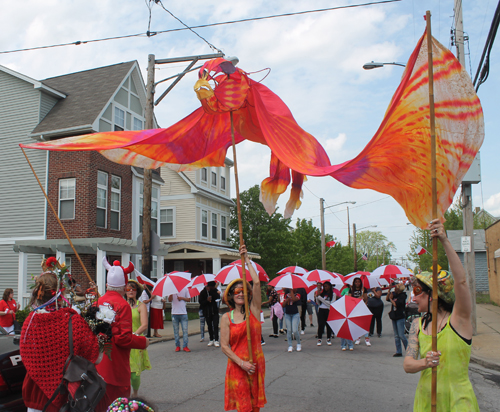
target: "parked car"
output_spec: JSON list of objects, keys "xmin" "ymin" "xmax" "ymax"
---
[{"xmin": 0, "ymin": 326, "xmax": 26, "ymax": 412}]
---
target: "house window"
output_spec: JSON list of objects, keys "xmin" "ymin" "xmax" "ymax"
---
[
  {"xmin": 152, "ymin": 258, "xmax": 157, "ymax": 276},
  {"xmin": 221, "ymin": 215, "xmax": 227, "ymax": 241},
  {"xmin": 59, "ymin": 178, "xmax": 75, "ymax": 220},
  {"xmin": 201, "ymin": 210, "xmax": 208, "ymax": 238},
  {"xmin": 110, "ymin": 175, "xmax": 121, "ymax": 230},
  {"xmin": 114, "ymin": 107, "xmax": 125, "ymax": 131},
  {"xmin": 211, "ymin": 213, "xmax": 218, "ymax": 240},
  {"xmin": 139, "ymin": 184, "xmax": 159, "ymax": 233},
  {"xmin": 201, "ymin": 168, "xmax": 208, "ymax": 183},
  {"xmin": 160, "ymin": 208, "xmax": 174, "ymax": 237},
  {"xmin": 221, "ymin": 176, "xmax": 226, "ymax": 191},
  {"xmin": 133, "ymin": 117, "xmax": 143, "ymax": 130},
  {"xmin": 97, "ymin": 171, "xmax": 108, "ymax": 228},
  {"xmin": 211, "ymin": 171, "xmax": 217, "ymax": 187}
]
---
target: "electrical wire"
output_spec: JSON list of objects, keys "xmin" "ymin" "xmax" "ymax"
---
[{"xmin": 0, "ymin": 0, "xmax": 401, "ymax": 55}]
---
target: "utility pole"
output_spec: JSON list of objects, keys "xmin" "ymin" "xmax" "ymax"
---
[
  {"xmin": 353, "ymin": 223, "xmax": 357, "ymax": 271},
  {"xmin": 347, "ymin": 206, "xmax": 351, "ymax": 246},
  {"xmin": 142, "ymin": 54, "xmax": 155, "ymax": 277},
  {"xmin": 320, "ymin": 198, "xmax": 326, "ymax": 270},
  {"xmin": 455, "ymin": 0, "xmax": 477, "ymax": 335}
]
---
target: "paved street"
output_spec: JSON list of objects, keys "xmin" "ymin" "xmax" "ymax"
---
[{"xmin": 139, "ymin": 303, "xmax": 500, "ymax": 411}]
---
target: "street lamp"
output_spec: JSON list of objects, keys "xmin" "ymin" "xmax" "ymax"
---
[
  {"xmin": 362, "ymin": 61, "xmax": 406, "ymax": 70},
  {"xmin": 352, "ymin": 224, "xmax": 377, "ymax": 271},
  {"xmin": 320, "ymin": 199, "xmax": 356, "ymax": 270}
]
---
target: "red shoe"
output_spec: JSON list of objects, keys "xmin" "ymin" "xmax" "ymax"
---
[
  {"xmin": 183, "ymin": 347, "xmax": 191, "ymax": 352},
  {"xmin": 175, "ymin": 346, "xmax": 181, "ymax": 352}
]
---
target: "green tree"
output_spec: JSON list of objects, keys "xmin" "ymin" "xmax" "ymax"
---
[
  {"xmin": 289, "ymin": 218, "xmax": 322, "ymax": 270},
  {"xmin": 406, "ymin": 228, "xmax": 448, "ymax": 272},
  {"xmin": 325, "ymin": 243, "xmax": 366, "ymax": 275},
  {"xmin": 229, "ymin": 185, "xmax": 294, "ymax": 278},
  {"xmin": 354, "ymin": 231, "xmax": 396, "ymax": 271}
]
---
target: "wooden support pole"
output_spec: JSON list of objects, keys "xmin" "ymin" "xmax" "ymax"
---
[
  {"xmin": 425, "ymin": 11, "xmax": 439, "ymax": 412},
  {"xmin": 21, "ymin": 147, "xmax": 98, "ymax": 296},
  {"xmin": 230, "ymin": 111, "xmax": 253, "ymax": 362}
]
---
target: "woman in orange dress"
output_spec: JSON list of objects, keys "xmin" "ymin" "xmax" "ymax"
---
[{"xmin": 221, "ymin": 245, "xmax": 266, "ymax": 412}]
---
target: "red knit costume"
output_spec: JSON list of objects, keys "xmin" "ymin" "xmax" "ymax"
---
[{"xmin": 20, "ymin": 307, "xmax": 100, "ymax": 412}]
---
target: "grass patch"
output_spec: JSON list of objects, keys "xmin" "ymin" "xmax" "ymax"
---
[
  {"xmin": 476, "ymin": 293, "xmax": 498, "ymax": 306},
  {"xmin": 163, "ymin": 311, "xmax": 200, "ymax": 321}
]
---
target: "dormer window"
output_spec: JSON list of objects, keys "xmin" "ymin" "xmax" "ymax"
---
[
  {"xmin": 114, "ymin": 107, "xmax": 125, "ymax": 131},
  {"xmin": 201, "ymin": 168, "xmax": 208, "ymax": 183}
]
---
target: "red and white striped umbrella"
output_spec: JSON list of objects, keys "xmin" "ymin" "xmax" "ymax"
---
[
  {"xmin": 277, "ymin": 266, "xmax": 308, "ymax": 276},
  {"xmin": 304, "ymin": 269, "xmax": 344, "ymax": 288},
  {"xmin": 371, "ymin": 265, "xmax": 412, "ymax": 283},
  {"xmin": 344, "ymin": 272, "xmax": 384, "ymax": 289},
  {"xmin": 268, "ymin": 273, "xmax": 312, "ymax": 290},
  {"xmin": 152, "ymin": 271, "xmax": 192, "ymax": 297},
  {"xmin": 215, "ymin": 264, "xmax": 269, "ymax": 284},
  {"xmin": 134, "ymin": 270, "xmax": 155, "ymax": 287},
  {"xmin": 327, "ymin": 296, "xmax": 373, "ymax": 341},
  {"xmin": 187, "ymin": 283, "xmax": 205, "ymax": 298},
  {"xmin": 188, "ymin": 273, "xmax": 216, "ymax": 287},
  {"xmin": 229, "ymin": 259, "xmax": 267, "ymax": 276}
]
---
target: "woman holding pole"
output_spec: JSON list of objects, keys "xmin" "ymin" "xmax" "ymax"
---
[
  {"xmin": 221, "ymin": 245, "xmax": 266, "ymax": 412},
  {"xmin": 403, "ymin": 220, "xmax": 479, "ymax": 411}
]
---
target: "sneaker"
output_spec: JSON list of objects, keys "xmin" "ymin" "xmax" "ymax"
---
[
  {"xmin": 349, "ymin": 347, "xmax": 354, "ymax": 351},
  {"xmin": 261, "ymin": 341, "xmax": 266, "ymax": 346},
  {"xmin": 207, "ymin": 341, "xmax": 214, "ymax": 347},
  {"xmin": 288, "ymin": 346, "xmax": 293, "ymax": 353},
  {"xmin": 341, "ymin": 347, "xmax": 346, "ymax": 351},
  {"xmin": 327, "ymin": 339, "xmax": 332, "ymax": 346},
  {"xmin": 214, "ymin": 341, "xmax": 220, "ymax": 348},
  {"xmin": 183, "ymin": 347, "xmax": 191, "ymax": 352},
  {"xmin": 269, "ymin": 334, "xmax": 277, "ymax": 338},
  {"xmin": 273, "ymin": 334, "xmax": 279, "ymax": 338},
  {"xmin": 393, "ymin": 353, "xmax": 402, "ymax": 357},
  {"xmin": 354, "ymin": 339, "xmax": 360, "ymax": 345},
  {"xmin": 317, "ymin": 339, "xmax": 322, "ymax": 346},
  {"xmin": 296, "ymin": 344, "xmax": 302, "ymax": 352},
  {"xmin": 378, "ymin": 334, "xmax": 382, "ymax": 338},
  {"xmin": 368, "ymin": 333, "xmax": 373, "ymax": 337},
  {"xmin": 365, "ymin": 339, "xmax": 371, "ymax": 347},
  {"xmin": 200, "ymin": 337, "xmax": 205, "ymax": 342},
  {"xmin": 300, "ymin": 330, "xmax": 305, "ymax": 335},
  {"xmin": 310, "ymin": 324, "xmax": 314, "ymax": 327},
  {"xmin": 175, "ymin": 346, "xmax": 181, "ymax": 352},
  {"xmin": 279, "ymin": 329, "xmax": 285, "ymax": 335}
]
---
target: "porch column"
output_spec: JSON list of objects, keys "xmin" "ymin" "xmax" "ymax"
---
[
  {"xmin": 121, "ymin": 252, "xmax": 130, "ymax": 267},
  {"xmin": 213, "ymin": 257, "xmax": 222, "ymax": 274},
  {"xmin": 157, "ymin": 257, "xmax": 164, "ymax": 278},
  {"xmin": 96, "ymin": 248, "xmax": 107, "ymax": 294},
  {"xmin": 17, "ymin": 252, "xmax": 28, "ymax": 309},
  {"xmin": 56, "ymin": 250, "xmax": 66, "ymax": 264}
]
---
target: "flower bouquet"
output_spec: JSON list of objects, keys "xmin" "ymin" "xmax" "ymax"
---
[{"xmin": 80, "ymin": 301, "xmax": 115, "ymax": 360}]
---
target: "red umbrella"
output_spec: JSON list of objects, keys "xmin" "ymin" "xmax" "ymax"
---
[
  {"xmin": 189, "ymin": 273, "xmax": 216, "ymax": 286},
  {"xmin": 229, "ymin": 259, "xmax": 267, "ymax": 276},
  {"xmin": 371, "ymin": 265, "xmax": 412, "ymax": 283},
  {"xmin": 268, "ymin": 273, "xmax": 312, "ymax": 290},
  {"xmin": 327, "ymin": 296, "xmax": 373, "ymax": 341},
  {"xmin": 277, "ymin": 266, "xmax": 308, "ymax": 276},
  {"xmin": 187, "ymin": 283, "xmax": 205, "ymax": 298},
  {"xmin": 215, "ymin": 264, "xmax": 269, "ymax": 284},
  {"xmin": 344, "ymin": 272, "xmax": 384, "ymax": 289},
  {"xmin": 152, "ymin": 271, "xmax": 192, "ymax": 297},
  {"xmin": 304, "ymin": 269, "xmax": 344, "ymax": 288}
]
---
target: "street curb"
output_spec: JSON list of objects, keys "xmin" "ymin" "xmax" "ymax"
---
[{"xmin": 470, "ymin": 355, "xmax": 500, "ymax": 373}]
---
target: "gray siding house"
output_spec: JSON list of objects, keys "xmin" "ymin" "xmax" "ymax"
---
[
  {"xmin": 447, "ymin": 229, "xmax": 488, "ymax": 292},
  {"xmin": 0, "ymin": 62, "xmax": 168, "ymax": 307}
]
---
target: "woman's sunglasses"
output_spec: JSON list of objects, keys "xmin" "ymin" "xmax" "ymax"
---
[
  {"xmin": 413, "ymin": 285, "xmax": 423, "ymax": 296},
  {"xmin": 233, "ymin": 287, "xmax": 245, "ymax": 295},
  {"xmin": 125, "ymin": 286, "xmax": 137, "ymax": 292}
]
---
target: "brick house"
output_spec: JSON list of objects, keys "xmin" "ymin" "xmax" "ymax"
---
[{"xmin": 1, "ymin": 62, "xmax": 168, "ymax": 307}]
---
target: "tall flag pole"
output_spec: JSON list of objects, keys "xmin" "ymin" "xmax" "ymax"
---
[
  {"xmin": 425, "ymin": 10, "xmax": 439, "ymax": 411},
  {"xmin": 230, "ymin": 111, "xmax": 253, "ymax": 362}
]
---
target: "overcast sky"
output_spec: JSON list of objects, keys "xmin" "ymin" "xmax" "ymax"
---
[{"xmin": 1, "ymin": 0, "xmax": 498, "ymax": 262}]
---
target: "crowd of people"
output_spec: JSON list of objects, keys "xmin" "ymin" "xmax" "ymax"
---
[{"xmin": 9, "ymin": 220, "xmax": 479, "ymax": 412}]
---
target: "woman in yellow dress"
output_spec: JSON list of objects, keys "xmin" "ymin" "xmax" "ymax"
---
[
  {"xmin": 403, "ymin": 220, "xmax": 479, "ymax": 411},
  {"xmin": 126, "ymin": 280, "xmax": 152, "ymax": 398},
  {"xmin": 220, "ymin": 245, "xmax": 266, "ymax": 412}
]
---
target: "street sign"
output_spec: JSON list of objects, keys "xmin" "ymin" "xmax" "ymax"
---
[{"xmin": 461, "ymin": 236, "xmax": 471, "ymax": 253}]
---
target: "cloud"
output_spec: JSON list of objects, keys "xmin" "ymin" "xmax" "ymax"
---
[{"xmin": 484, "ymin": 193, "xmax": 500, "ymax": 216}]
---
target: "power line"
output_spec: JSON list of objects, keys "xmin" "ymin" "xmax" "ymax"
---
[{"xmin": 0, "ymin": 0, "xmax": 401, "ymax": 55}]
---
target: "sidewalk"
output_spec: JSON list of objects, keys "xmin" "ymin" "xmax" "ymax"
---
[
  {"xmin": 150, "ymin": 305, "xmax": 500, "ymax": 371},
  {"xmin": 470, "ymin": 303, "xmax": 500, "ymax": 372}
]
